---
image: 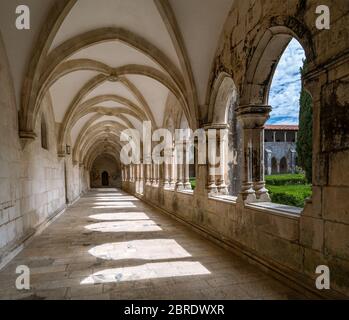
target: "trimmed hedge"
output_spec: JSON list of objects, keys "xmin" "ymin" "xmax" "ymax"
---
[
  {"xmin": 190, "ymin": 177, "xmax": 196, "ymax": 190},
  {"xmin": 267, "ymin": 184, "xmax": 312, "ymax": 208},
  {"xmin": 265, "ymin": 174, "xmax": 307, "ymax": 186}
]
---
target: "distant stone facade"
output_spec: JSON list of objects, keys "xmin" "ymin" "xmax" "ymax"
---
[{"xmin": 264, "ymin": 125, "xmax": 298, "ymax": 175}]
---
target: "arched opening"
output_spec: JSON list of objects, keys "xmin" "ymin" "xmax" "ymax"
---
[
  {"xmin": 280, "ymin": 157, "xmax": 288, "ymax": 173},
  {"xmin": 90, "ymin": 154, "xmax": 120, "ymax": 188},
  {"xmin": 41, "ymin": 115, "xmax": 48, "ymax": 150},
  {"xmin": 271, "ymin": 157, "xmax": 278, "ymax": 174},
  {"xmin": 208, "ymin": 74, "xmax": 241, "ymax": 196},
  {"xmin": 102, "ymin": 171, "xmax": 109, "ymax": 186},
  {"xmin": 263, "ymin": 37, "xmax": 312, "ymax": 208}
]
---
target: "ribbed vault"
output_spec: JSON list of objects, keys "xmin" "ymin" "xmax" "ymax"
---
[{"xmin": 18, "ymin": 0, "xmax": 234, "ymax": 180}]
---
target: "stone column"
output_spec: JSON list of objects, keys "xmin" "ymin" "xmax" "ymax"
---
[
  {"xmin": 265, "ymin": 149, "xmax": 272, "ymax": 176},
  {"xmin": 216, "ymin": 128, "xmax": 229, "ymax": 195},
  {"xmin": 152, "ymin": 163, "xmax": 157, "ymax": 186},
  {"xmin": 170, "ymin": 146, "xmax": 177, "ymax": 189},
  {"xmin": 163, "ymin": 162, "xmax": 170, "ymax": 189},
  {"xmin": 183, "ymin": 142, "xmax": 192, "ymax": 190},
  {"xmin": 206, "ymin": 128, "xmax": 218, "ymax": 195},
  {"xmin": 236, "ymin": 105, "xmax": 271, "ymax": 203},
  {"xmin": 175, "ymin": 142, "xmax": 184, "ymax": 191},
  {"xmin": 139, "ymin": 163, "xmax": 144, "ymax": 194},
  {"xmin": 252, "ymin": 121, "xmax": 271, "ymax": 202}
]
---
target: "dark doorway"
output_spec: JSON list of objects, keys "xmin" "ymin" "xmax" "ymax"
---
[
  {"xmin": 102, "ymin": 171, "xmax": 109, "ymax": 186},
  {"xmin": 272, "ymin": 157, "xmax": 278, "ymax": 174},
  {"xmin": 280, "ymin": 157, "xmax": 288, "ymax": 173}
]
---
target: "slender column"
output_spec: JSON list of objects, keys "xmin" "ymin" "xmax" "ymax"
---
[
  {"xmin": 131, "ymin": 164, "xmax": 135, "ymax": 183},
  {"xmin": 238, "ymin": 127, "xmax": 255, "ymax": 203},
  {"xmin": 236, "ymin": 105, "xmax": 271, "ymax": 203},
  {"xmin": 139, "ymin": 163, "xmax": 144, "ymax": 194},
  {"xmin": 206, "ymin": 128, "xmax": 218, "ymax": 195},
  {"xmin": 217, "ymin": 129, "xmax": 228, "ymax": 195},
  {"xmin": 252, "ymin": 125, "xmax": 271, "ymax": 202},
  {"xmin": 175, "ymin": 142, "xmax": 184, "ymax": 191},
  {"xmin": 151, "ymin": 163, "xmax": 156, "ymax": 186},
  {"xmin": 170, "ymin": 146, "xmax": 177, "ymax": 189},
  {"xmin": 183, "ymin": 142, "xmax": 192, "ymax": 190},
  {"xmin": 156, "ymin": 163, "xmax": 160, "ymax": 186},
  {"xmin": 164, "ymin": 162, "xmax": 170, "ymax": 189}
]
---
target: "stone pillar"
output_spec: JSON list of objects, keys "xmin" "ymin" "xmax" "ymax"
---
[
  {"xmin": 236, "ymin": 105, "xmax": 271, "ymax": 203},
  {"xmin": 206, "ymin": 128, "xmax": 218, "ymax": 195},
  {"xmin": 217, "ymin": 128, "xmax": 229, "ymax": 195},
  {"xmin": 152, "ymin": 163, "xmax": 157, "ymax": 186},
  {"xmin": 163, "ymin": 161, "xmax": 170, "ymax": 189},
  {"xmin": 175, "ymin": 142, "xmax": 184, "ymax": 191},
  {"xmin": 170, "ymin": 146, "xmax": 177, "ymax": 189},
  {"xmin": 139, "ymin": 163, "xmax": 144, "ymax": 194},
  {"xmin": 183, "ymin": 142, "xmax": 192, "ymax": 190},
  {"xmin": 252, "ymin": 122, "xmax": 271, "ymax": 202},
  {"xmin": 265, "ymin": 149, "xmax": 272, "ymax": 176}
]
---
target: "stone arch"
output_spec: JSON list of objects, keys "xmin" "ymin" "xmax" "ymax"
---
[
  {"xmin": 208, "ymin": 72, "xmax": 238, "ymax": 125},
  {"xmin": 207, "ymin": 72, "xmax": 242, "ymax": 196},
  {"xmin": 241, "ymin": 21, "xmax": 315, "ymax": 106}
]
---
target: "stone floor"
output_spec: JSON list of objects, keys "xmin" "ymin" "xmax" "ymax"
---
[{"xmin": 0, "ymin": 189, "xmax": 308, "ymax": 300}]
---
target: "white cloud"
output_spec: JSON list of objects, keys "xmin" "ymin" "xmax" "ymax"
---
[{"xmin": 267, "ymin": 39, "xmax": 306, "ymax": 125}]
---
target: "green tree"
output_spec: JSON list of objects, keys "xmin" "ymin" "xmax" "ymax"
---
[{"xmin": 297, "ymin": 60, "xmax": 313, "ymax": 183}]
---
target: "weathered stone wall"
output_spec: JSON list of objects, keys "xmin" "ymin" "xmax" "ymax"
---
[
  {"xmin": 0, "ymin": 34, "xmax": 83, "ymax": 266},
  {"xmin": 90, "ymin": 155, "xmax": 121, "ymax": 188}
]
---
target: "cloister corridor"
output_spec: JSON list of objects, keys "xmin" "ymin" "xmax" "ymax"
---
[{"xmin": 0, "ymin": 189, "xmax": 306, "ymax": 300}]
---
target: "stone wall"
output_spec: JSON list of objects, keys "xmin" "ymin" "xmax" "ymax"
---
[
  {"xmin": 90, "ymin": 155, "xmax": 121, "ymax": 188},
  {"xmin": 265, "ymin": 141, "xmax": 297, "ymax": 174},
  {"xmin": 0, "ymin": 34, "xmax": 84, "ymax": 266}
]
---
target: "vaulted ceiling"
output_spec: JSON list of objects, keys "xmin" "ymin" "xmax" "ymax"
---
[{"xmin": 1, "ymin": 0, "xmax": 234, "ymax": 168}]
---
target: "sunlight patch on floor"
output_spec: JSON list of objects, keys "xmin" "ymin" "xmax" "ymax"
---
[
  {"xmin": 81, "ymin": 261, "xmax": 211, "ymax": 285},
  {"xmin": 85, "ymin": 220, "xmax": 162, "ymax": 233},
  {"xmin": 89, "ymin": 212, "xmax": 150, "ymax": 221},
  {"xmin": 88, "ymin": 239, "xmax": 191, "ymax": 260}
]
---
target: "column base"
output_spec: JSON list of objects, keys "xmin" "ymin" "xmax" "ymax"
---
[
  {"xmin": 163, "ymin": 181, "xmax": 171, "ymax": 189},
  {"xmin": 254, "ymin": 182, "xmax": 271, "ymax": 202},
  {"xmin": 218, "ymin": 184, "xmax": 229, "ymax": 195},
  {"xmin": 184, "ymin": 181, "xmax": 192, "ymax": 190},
  {"xmin": 175, "ymin": 183, "xmax": 184, "ymax": 192},
  {"xmin": 208, "ymin": 183, "xmax": 218, "ymax": 196},
  {"xmin": 237, "ymin": 183, "xmax": 257, "ymax": 204}
]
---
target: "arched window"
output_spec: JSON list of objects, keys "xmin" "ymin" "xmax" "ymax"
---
[
  {"xmin": 41, "ymin": 115, "xmax": 48, "ymax": 150},
  {"xmin": 265, "ymin": 38, "xmax": 312, "ymax": 207}
]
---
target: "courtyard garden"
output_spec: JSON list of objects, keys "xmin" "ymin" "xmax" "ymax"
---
[{"xmin": 266, "ymin": 173, "xmax": 312, "ymax": 208}]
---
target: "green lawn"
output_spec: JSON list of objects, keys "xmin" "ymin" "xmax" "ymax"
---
[{"xmin": 266, "ymin": 174, "xmax": 312, "ymax": 208}]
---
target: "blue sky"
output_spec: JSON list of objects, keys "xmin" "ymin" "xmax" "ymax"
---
[{"xmin": 267, "ymin": 39, "xmax": 306, "ymax": 125}]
